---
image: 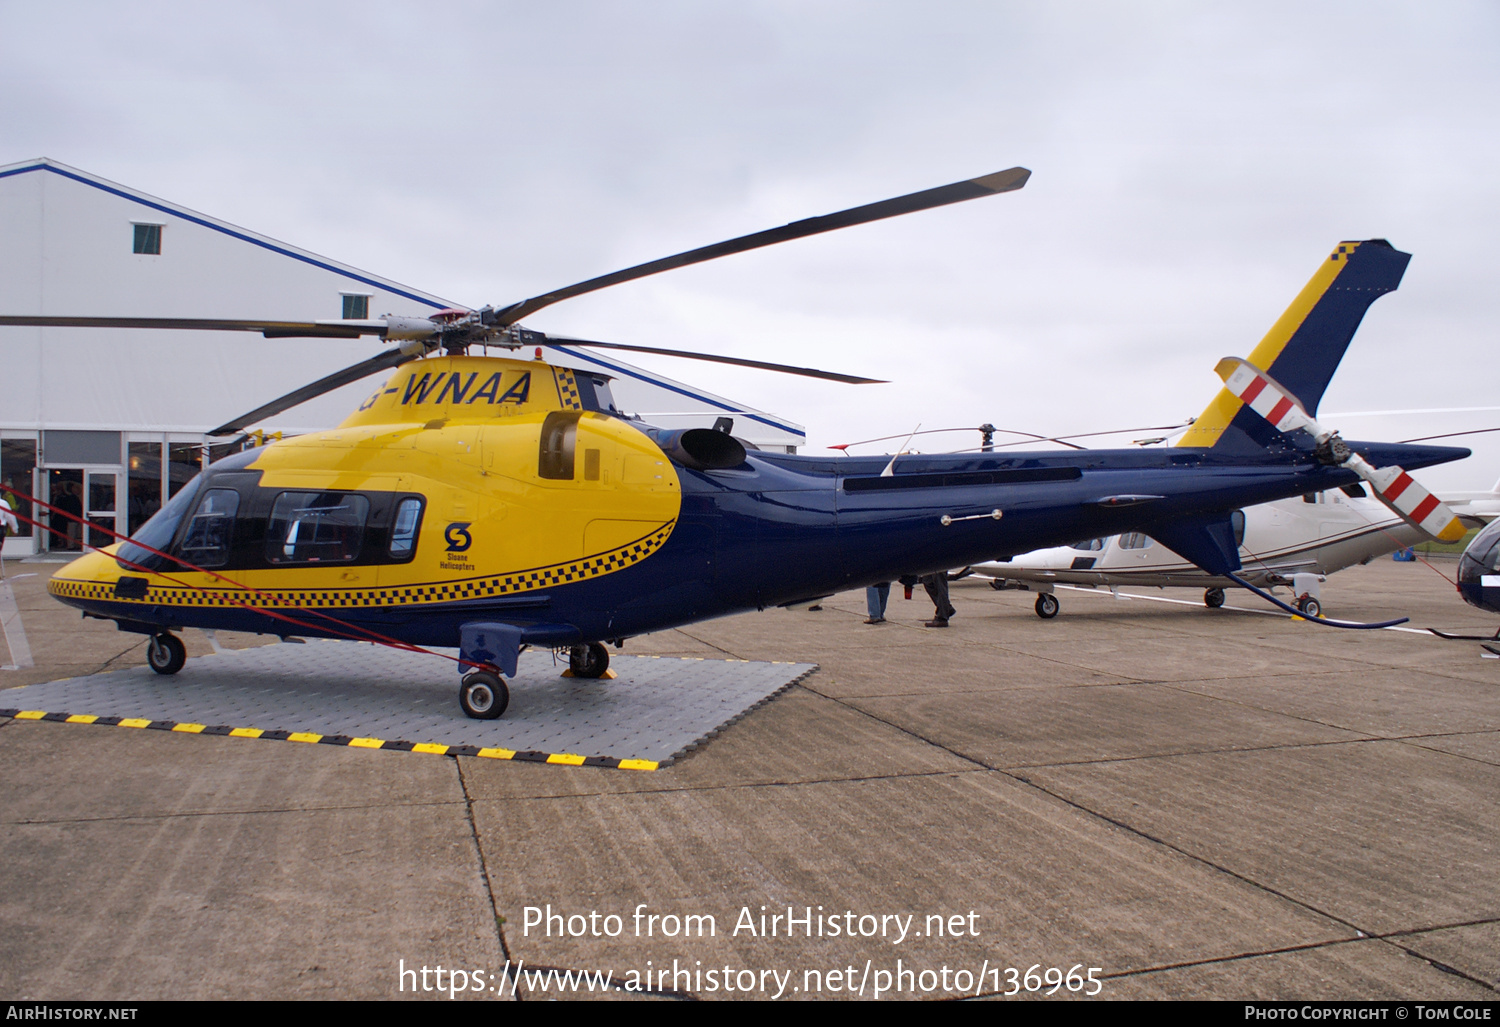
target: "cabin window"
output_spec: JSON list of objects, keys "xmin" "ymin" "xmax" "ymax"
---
[
  {"xmin": 1119, "ymin": 532, "xmax": 1152, "ymax": 550},
  {"xmin": 1069, "ymin": 538, "xmax": 1104, "ymax": 551},
  {"xmin": 1230, "ymin": 509, "xmax": 1246, "ymax": 547},
  {"xmin": 538, "ymin": 411, "xmax": 581, "ymax": 480},
  {"xmin": 265, "ymin": 491, "xmax": 370, "ymax": 564},
  {"xmin": 178, "ymin": 488, "xmax": 240, "ymax": 568},
  {"xmin": 389, "ymin": 497, "xmax": 424, "ymax": 558}
]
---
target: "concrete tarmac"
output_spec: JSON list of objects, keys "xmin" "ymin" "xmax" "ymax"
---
[{"xmin": 1, "ymin": 557, "xmax": 1497, "ymax": 1001}]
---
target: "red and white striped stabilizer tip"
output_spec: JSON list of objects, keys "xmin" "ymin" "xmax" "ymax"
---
[{"xmin": 1214, "ymin": 357, "xmax": 1466, "ymax": 544}]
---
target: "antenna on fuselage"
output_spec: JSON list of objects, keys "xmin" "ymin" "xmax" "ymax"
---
[{"xmin": 880, "ymin": 423, "xmax": 922, "ymax": 477}]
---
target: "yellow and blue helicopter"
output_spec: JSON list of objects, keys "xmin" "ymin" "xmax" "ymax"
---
[{"xmin": 3, "ymin": 170, "xmax": 1471, "ymax": 717}]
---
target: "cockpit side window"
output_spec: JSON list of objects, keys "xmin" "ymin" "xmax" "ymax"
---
[
  {"xmin": 265, "ymin": 491, "xmax": 370, "ymax": 564},
  {"xmin": 178, "ymin": 488, "xmax": 240, "ymax": 569},
  {"xmin": 389, "ymin": 497, "xmax": 424, "ymax": 559},
  {"xmin": 539, "ymin": 411, "xmax": 581, "ymax": 480}
]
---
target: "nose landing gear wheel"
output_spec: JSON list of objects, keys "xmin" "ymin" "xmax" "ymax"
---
[
  {"xmin": 147, "ymin": 633, "xmax": 186, "ymax": 675},
  {"xmin": 1034, "ymin": 593, "xmax": 1060, "ymax": 619},
  {"xmin": 460, "ymin": 671, "xmax": 509, "ymax": 719},
  {"xmin": 569, "ymin": 642, "xmax": 611, "ymax": 679},
  {"xmin": 1204, "ymin": 587, "xmax": 1226, "ymax": 608}
]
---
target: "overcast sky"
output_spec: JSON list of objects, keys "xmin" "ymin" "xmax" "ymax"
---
[{"xmin": 4, "ymin": 2, "xmax": 1498, "ymax": 484}]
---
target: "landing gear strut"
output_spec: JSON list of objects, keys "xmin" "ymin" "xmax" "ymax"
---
[
  {"xmin": 460, "ymin": 671, "xmax": 509, "ymax": 719},
  {"xmin": 569, "ymin": 642, "xmax": 611, "ymax": 679},
  {"xmin": 147, "ymin": 633, "xmax": 186, "ymax": 675}
]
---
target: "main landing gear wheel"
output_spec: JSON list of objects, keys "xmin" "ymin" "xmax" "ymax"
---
[
  {"xmin": 569, "ymin": 642, "xmax": 611, "ymax": 679},
  {"xmin": 1034, "ymin": 593, "xmax": 1060, "ymax": 619},
  {"xmin": 1204, "ymin": 587, "xmax": 1226, "ymax": 608},
  {"xmin": 1297, "ymin": 596, "xmax": 1322, "ymax": 619},
  {"xmin": 460, "ymin": 671, "xmax": 509, "ymax": 720},
  {"xmin": 146, "ymin": 633, "xmax": 186, "ymax": 675}
]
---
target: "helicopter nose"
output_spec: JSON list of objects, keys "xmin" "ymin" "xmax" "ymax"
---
[{"xmin": 49, "ymin": 547, "xmax": 127, "ymax": 594}]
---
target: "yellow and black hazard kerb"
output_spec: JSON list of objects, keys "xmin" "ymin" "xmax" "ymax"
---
[{"xmin": 0, "ymin": 708, "xmax": 660, "ymax": 770}]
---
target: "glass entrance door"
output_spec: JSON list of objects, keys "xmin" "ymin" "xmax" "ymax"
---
[
  {"xmin": 42, "ymin": 468, "xmax": 123, "ymax": 552},
  {"xmin": 86, "ymin": 470, "xmax": 118, "ymax": 549},
  {"xmin": 45, "ymin": 469, "xmax": 83, "ymax": 552}
]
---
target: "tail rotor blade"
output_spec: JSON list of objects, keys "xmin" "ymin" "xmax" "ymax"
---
[
  {"xmin": 1215, "ymin": 357, "xmax": 1322, "ymax": 437},
  {"xmin": 1358, "ymin": 464, "xmax": 1468, "ymax": 543},
  {"xmin": 1215, "ymin": 356, "xmax": 1466, "ymax": 543}
]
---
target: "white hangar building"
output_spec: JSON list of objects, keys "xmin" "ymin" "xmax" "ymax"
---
[{"xmin": 0, "ymin": 158, "xmax": 804, "ymax": 558}]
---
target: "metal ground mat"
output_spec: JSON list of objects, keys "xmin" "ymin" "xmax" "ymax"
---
[{"xmin": 0, "ymin": 641, "xmax": 817, "ymax": 769}]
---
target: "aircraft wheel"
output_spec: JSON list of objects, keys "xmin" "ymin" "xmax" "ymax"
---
[
  {"xmin": 146, "ymin": 633, "xmax": 186, "ymax": 675},
  {"xmin": 460, "ymin": 671, "xmax": 509, "ymax": 720},
  {"xmin": 1204, "ymin": 587, "xmax": 1226, "ymax": 608},
  {"xmin": 569, "ymin": 642, "xmax": 611, "ymax": 679},
  {"xmin": 1297, "ymin": 596, "xmax": 1321, "ymax": 619},
  {"xmin": 1034, "ymin": 593, "xmax": 1060, "ymax": 619}
]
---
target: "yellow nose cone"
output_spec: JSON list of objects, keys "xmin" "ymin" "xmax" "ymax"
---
[{"xmin": 49, "ymin": 547, "xmax": 127, "ymax": 591}]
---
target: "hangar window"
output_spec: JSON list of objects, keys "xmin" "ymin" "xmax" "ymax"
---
[
  {"xmin": 132, "ymin": 224, "xmax": 162, "ymax": 255},
  {"xmin": 342, "ymin": 294, "xmax": 370, "ymax": 319},
  {"xmin": 178, "ymin": 488, "xmax": 240, "ymax": 568},
  {"xmin": 265, "ymin": 491, "xmax": 370, "ymax": 564}
]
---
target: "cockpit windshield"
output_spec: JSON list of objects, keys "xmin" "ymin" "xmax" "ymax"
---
[{"xmin": 115, "ymin": 473, "xmax": 204, "ymax": 572}]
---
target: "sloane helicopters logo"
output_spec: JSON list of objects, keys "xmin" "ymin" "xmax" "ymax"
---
[
  {"xmin": 445, "ymin": 523, "xmax": 474, "ymax": 552},
  {"xmin": 441, "ymin": 522, "xmax": 474, "ymax": 571}
]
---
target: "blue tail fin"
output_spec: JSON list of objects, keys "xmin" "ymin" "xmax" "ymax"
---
[{"xmin": 1177, "ymin": 239, "xmax": 1410, "ymax": 453}]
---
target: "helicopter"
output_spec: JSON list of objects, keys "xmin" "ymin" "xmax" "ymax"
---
[{"xmin": 2, "ymin": 171, "xmax": 1472, "ymax": 718}]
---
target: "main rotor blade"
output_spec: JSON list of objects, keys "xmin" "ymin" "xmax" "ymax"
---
[
  {"xmin": 543, "ymin": 335, "xmax": 885, "ymax": 384},
  {"xmin": 492, "ymin": 167, "xmax": 1031, "ymax": 327},
  {"xmin": 0, "ymin": 315, "xmax": 392, "ymax": 338},
  {"xmin": 207, "ymin": 347, "xmax": 423, "ymax": 436}
]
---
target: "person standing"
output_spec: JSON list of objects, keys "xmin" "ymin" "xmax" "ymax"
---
[
  {"xmin": 920, "ymin": 571, "xmax": 956, "ymax": 628},
  {"xmin": 0, "ymin": 496, "xmax": 17, "ymax": 577},
  {"xmin": 864, "ymin": 582, "xmax": 890, "ymax": 624}
]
